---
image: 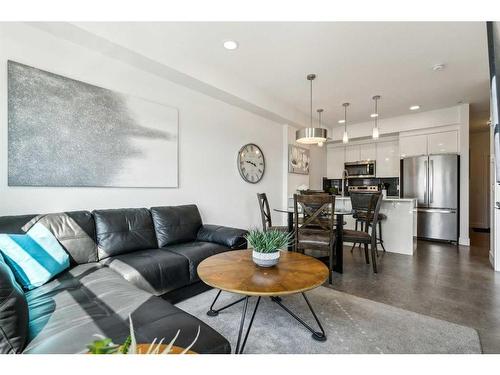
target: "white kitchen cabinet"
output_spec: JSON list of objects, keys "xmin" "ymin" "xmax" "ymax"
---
[
  {"xmin": 360, "ymin": 143, "xmax": 376, "ymax": 161},
  {"xmin": 399, "ymin": 134, "xmax": 428, "ymax": 157},
  {"xmin": 376, "ymin": 140, "xmax": 399, "ymax": 177},
  {"xmin": 327, "ymin": 146, "xmax": 345, "ymax": 178},
  {"xmin": 345, "ymin": 145, "xmax": 360, "ymax": 163},
  {"xmin": 428, "ymin": 130, "xmax": 459, "ymax": 155}
]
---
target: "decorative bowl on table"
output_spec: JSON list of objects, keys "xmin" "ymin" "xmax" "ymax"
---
[{"xmin": 252, "ymin": 249, "xmax": 281, "ymax": 267}]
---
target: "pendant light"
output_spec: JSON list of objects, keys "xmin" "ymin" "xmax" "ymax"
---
[
  {"xmin": 342, "ymin": 102, "xmax": 350, "ymax": 144},
  {"xmin": 296, "ymin": 74, "xmax": 328, "ymax": 144},
  {"xmin": 372, "ymin": 95, "xmax": 381, "ymax": 139},
  {"xmin": 317, "ymin": 108, "xmax": 325, "ymax": 147}
]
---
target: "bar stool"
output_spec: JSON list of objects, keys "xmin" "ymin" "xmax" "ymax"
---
[
  {"xmin": 351, "ymin": 212, "xmax": 387, "ymax": 254},
  {"xmin": 343, "ymin": 192, "xmax": 383, "ymax": 273}
]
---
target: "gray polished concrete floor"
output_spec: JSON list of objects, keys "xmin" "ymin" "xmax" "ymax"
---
[{"xmin": 328, "ymin": 232, "xmax": 500, "ymax": 353}]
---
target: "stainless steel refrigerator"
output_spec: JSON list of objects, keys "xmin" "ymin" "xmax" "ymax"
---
[{"xmin": 401, "ymin": 154, "xmax": 459, "ymax": 242}]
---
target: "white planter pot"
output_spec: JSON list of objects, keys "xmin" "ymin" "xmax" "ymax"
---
[{"xmin": 252, "ymin": 249, "xmax": 281, "ymax": 267}]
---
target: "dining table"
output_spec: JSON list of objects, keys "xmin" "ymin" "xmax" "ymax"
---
[{"xmin": 273, "ymin": 207, "xmax": 353, "ymax": 274}]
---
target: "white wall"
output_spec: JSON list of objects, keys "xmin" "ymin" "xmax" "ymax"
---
[
  {"xmin": 470, "ymin": 130, "xmax": 490, "ymax": 228},
  {"xmin": 328, "ymin": 104, "xmax": 470, "ymax": 246},
  {"xmin": 309, "ymin": 145, "xmax": 327, "ymax": 190},
  {"xmin": 0, "ymin": 23, "xmax": 284, "ymax": 229}
]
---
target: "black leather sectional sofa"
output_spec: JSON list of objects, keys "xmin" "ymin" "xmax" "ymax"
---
[{"xmin": 0, "ymin": 205, "xmax": 247, "ymax": 354}]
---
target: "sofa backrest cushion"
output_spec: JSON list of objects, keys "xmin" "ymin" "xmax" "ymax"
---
[
  {"xmin": 0, "ymin": 254, "xmax": 29, "ymax": 353},
  {"xmin": 93, "ymin": 208, "xmax": 157, "ymax": 260},
  {"xmin": 21, "ymin": 211, "xmax": 98, "ymax": 265},
  {"xmin": 0, "ymin": 215, "xmax": 38, "ymax": 234},
  {"xmin": 151, "ymin": 205, "xmax": 203, "ymax": 247}
]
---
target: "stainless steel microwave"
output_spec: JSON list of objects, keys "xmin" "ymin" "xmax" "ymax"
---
[{"xmin": 344, "ymin": 161, "xmax": 376, "ymax": 178}]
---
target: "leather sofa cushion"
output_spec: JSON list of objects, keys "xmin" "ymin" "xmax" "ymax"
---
[
  {"xmin": 100, "ymin": 249, "xmax": 191, "ymax": 296},
  {"xmin": 94, "ymin": 208, "xmax": 157, "ymax": 260},
  {"xmin": 21, "ymin": 211, "xmax": 98, "ymax": 264},
  {"xmin": 24, "ymin": 263, "xmax": 230, "ymax": 354},
  {"xmin": 151, "ymin": 205, "xmax": 202, "ymax": 247},
  {"xmin": 0, "ymin": 254, "xmax": 29, "ymax": 353},
  {"xmin": 197, "ymin": 225, "xmax": 247, "ymax": 249},
  {"xmin": 0, "ymin": 214, "xmax": 38, "ymax": 234},
  {"xmin": 165, "ymin": 241, "xmax": 230, "ymax": 282}
]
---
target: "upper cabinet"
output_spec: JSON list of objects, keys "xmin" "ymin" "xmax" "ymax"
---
[
  {"xmin": 344, "ymin": 143, "xmax": 376, "ymax": 163},
  {"xmin": 360, "ymin": 143, "xmax": 376, "ymax": 161},
  {"xmin": 376, "ymin": 140, "xmax": 399, "ymax": 177},
  {"xmin": 326, "ymin": 146, "xmax": 345, "ymax": 179},
  {"xmin": 400, "ymin": 130, "xmax": 459, "ymax": 158},
  {"xmin": 325, "ymin": 128, "xmax": 459, "ymax": 179},
  {"xmin": 399, "ymin": 134, "xmax": 428, "ymax": 158},
  {"xmin": 327, "ymin": 141, "xmax": 399, "ymax": 179},
  {"xmin": 428, "ymin": 130, "xmax": 459, "ymax": 155},
  {"xmin": 345, "ymin": 145, "xmax": 360, "ymax": 163}
]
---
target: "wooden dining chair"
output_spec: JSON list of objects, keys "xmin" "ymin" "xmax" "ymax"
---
[
  {"xmin": 294, "ymin": 194, "xmax": 336, "ymax": 284},
  {"xmin": 343, "ymin": 192, "xmax": 383, "ymax": 273},
  {"xmin": 257, "ymin": 193, "xmax": 288, "ymax": 232}
]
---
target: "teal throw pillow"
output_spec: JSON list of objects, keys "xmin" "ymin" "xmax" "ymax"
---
[{"xmin": 0, "ymin": 222, "xmax": 70, "ymax": 290}]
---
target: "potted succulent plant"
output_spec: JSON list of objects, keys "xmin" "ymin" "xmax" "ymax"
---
[{"xmin": 245, "ymin": 229, "xmax": 293, "ymax": 267}]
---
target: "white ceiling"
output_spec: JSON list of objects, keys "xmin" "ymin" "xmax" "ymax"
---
[{"xmin": 71, "ymin": 22, "xmax": 490, "ymax": 129}]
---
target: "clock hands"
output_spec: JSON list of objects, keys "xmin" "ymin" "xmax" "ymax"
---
[{"xmin": 245, "ymin": 160, "xmax": 257, "ymax": 167}]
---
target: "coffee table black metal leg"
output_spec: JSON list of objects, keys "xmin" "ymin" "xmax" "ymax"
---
[
  {"xmin": 302, "ymin": 293, "xmax": 326, "ymax": 341},
  {"xmin": 271, "ymin": 293, "xmax": 326, "ymax": 342},
  {"xmin": 207, "ymin": 289, "xmax": 246, "ymax": 317},
  {"xmin": 239, "ymin": 296, "xmax": 261, "ymax": 353},
  {"xmin": 234, "ymin": 296, "xmax": 249, "ymax": 354},
  {"xmin": 234, "ymin": 296, "xmax": 261, "ymax": 354}
]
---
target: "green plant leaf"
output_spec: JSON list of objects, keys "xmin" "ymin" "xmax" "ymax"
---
[{"xmin": 245, "ymin": 229, "xmax": 293, "ymax": 253}]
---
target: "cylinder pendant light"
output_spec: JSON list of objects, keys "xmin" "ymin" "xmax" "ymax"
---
[
  {"xmin": 342, "ymin": 102, "xmax": 350, "ymax": 144},
  {"xmin": 296, "ymin": 74, "xmax": 328, "ymax": 145},
  {"xmin": 372, "ymin": 95, "xmax": 381, "ymax": 140},
  {"xmin": 317, "ymin": 108, "xmax": 324, "ymax": 147}
]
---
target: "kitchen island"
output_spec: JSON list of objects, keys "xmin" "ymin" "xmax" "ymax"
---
[{"xmin": 336, "ymin": 196, "xmax": 417, "ymax": 255}]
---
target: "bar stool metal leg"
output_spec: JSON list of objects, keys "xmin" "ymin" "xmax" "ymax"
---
[
  {"xmin": 350, "ymin": 220, "xmax": 358, "ymax": 252},
  {"xmin": 378, "ymin": 220, "xmax": 386, "ymax": 252}
]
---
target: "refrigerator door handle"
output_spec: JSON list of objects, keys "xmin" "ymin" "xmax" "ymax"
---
[
  {"xmin": 429, "ymin": 160, "xmax": 434, "ymax": 204},
  {"xmin": 423, "ymin": 160, "xmax": 428, "ymax": 205},
  {"xmin": 417, "ymin": 208, "xmax": 457, "ymax": 214}
]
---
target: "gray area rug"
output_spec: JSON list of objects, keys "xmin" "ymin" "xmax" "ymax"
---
[{"xmin": 176, "ymin": 287, "xmax": 481, "ymax": 354}]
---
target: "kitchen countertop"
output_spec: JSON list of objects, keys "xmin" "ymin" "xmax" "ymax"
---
[{"xmin": 334, "ymin": 196, "xmax": 416, "ymax": 202}]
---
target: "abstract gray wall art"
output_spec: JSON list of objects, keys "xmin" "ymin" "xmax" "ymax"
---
[{"xmin": 8, "ymin": 60, "xmax": 178, "ymax": 187}]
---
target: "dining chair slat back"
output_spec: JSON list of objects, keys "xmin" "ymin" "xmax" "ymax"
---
[{"xmin": 293, "ymin": 193, "xmax": 336, "ymax": 284}]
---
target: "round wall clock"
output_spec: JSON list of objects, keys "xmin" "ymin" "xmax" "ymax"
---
[{"xmin": 237, "ymin": 143, "xmax": 265, "ymax": 183}]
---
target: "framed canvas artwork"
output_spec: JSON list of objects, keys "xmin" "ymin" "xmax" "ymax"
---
[
  {"xmin": 288, "ymin": 144, "xmax": 310, "ymax": 175},
  {"xmin": 8, "ymin": 60, "xmax": 178, "ymax": 188}
]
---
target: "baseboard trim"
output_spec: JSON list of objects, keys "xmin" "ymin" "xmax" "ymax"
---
[{"xmin": 459, "ymin": 237, "xmax": 470, "ymax": 246}]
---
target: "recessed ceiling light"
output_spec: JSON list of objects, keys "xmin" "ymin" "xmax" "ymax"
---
[
  {"xmin": 370, "ymin": 113, "xmax": 379, "ymax": 118},
  {"xmin": 432, "ymin": 63, "xmax": 446, "ymax": 71},
  {"xmin": 409, "ymin": 105, "xmax": 420, "ymax": 111},
  {"xmin": 338, "ymin": 119, "xmax": 345, "ymax": 124},
  {"xmin": 223, "ymin": 40, "xmax": 239, "ymax": 50}
]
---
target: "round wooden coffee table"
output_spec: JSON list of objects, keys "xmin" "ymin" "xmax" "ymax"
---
[{"xmin": 197, "ymin": 249, "xmax": 329, "ymax": 354}]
